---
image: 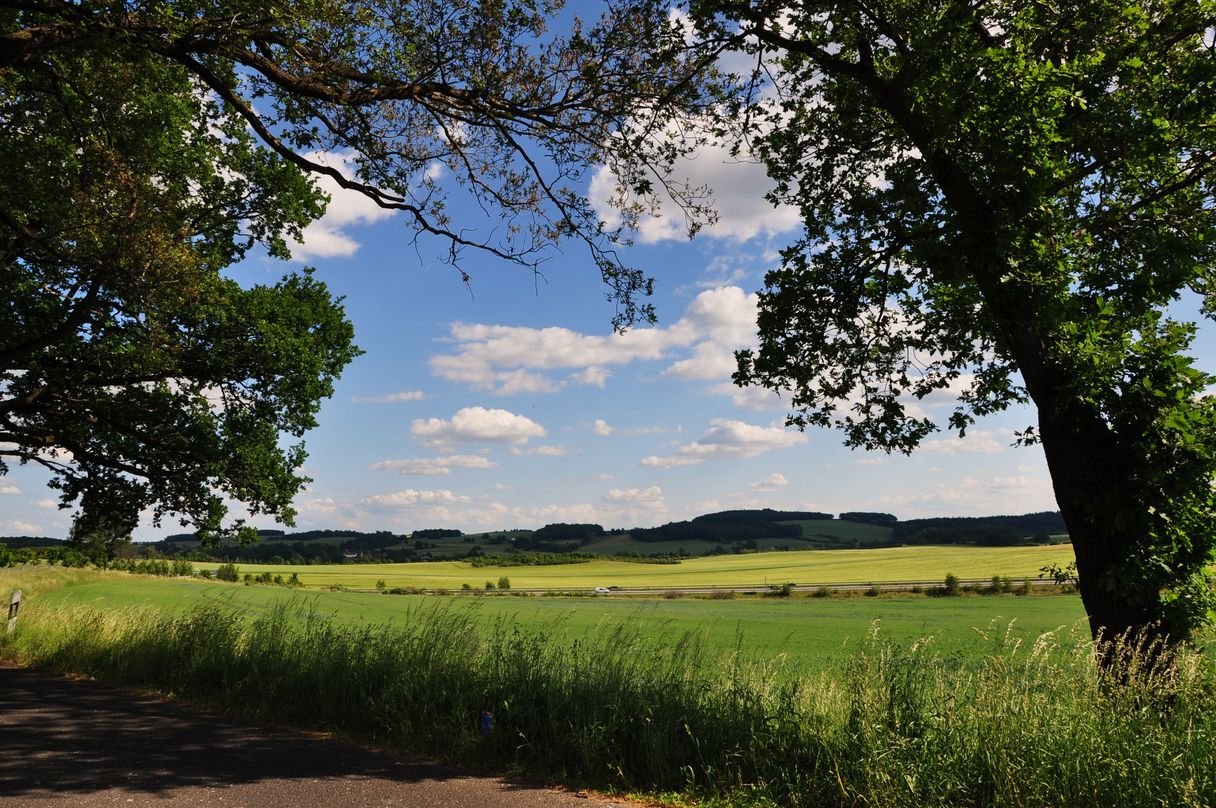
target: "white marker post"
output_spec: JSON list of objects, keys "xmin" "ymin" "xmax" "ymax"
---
[{"xmin": 6, "ymin": 589, "xmax": 21, "ymax": 634}]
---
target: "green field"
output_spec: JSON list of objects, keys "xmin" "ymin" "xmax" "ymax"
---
[
  {"xmin": 20, "ymin": 570, "xmax": 1088, "ymax": 671},
  {"xmin": 196, "ymin": 543, "xmax": 1077, "ymax": 591}
]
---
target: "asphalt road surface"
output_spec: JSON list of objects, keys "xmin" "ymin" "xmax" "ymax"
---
[{"xmin": 0, "ymin": 664, "xmax": 624, "ymax": 807}]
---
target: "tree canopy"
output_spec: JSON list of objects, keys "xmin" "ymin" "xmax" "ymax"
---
[
  {"xmin": 0, "ymin": 0, "xmax": 718, "ymax": 539},
  {"xmin": 678, "ymin": 0, "xmax": 1216, "ymax": 646}
]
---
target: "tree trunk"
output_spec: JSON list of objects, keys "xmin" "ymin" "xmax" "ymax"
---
[{"xmin": 1035, "ymin": 396, "xmax": 1170, "ymax": 666}]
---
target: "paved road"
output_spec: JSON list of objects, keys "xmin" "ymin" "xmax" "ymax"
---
[{"xmin": 0, "ymin": 664, "xmax": 623, "ymax": 807}]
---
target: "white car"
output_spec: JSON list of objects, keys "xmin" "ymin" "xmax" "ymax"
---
[{"xmin": 594, "ymin": 586, "xmax": 610, "ymax": 594}]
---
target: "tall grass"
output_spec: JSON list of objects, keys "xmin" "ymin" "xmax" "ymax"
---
[{"xmin": 2, "ymin": 592, "xmax": 1213, "ymax": 807}]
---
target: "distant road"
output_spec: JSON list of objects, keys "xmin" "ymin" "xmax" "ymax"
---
[{"xmin": 0, "ymin": 664, "xmax": 623, "ymax": 807}]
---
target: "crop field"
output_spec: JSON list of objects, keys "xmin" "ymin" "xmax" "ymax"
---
[
  {"xmin": 15, "ymin": 570, "xmax": 1088, "ymax": 671},
  {"xmin": 196, "ymin": 543, "xmax": 1076, "ymax": 591}
]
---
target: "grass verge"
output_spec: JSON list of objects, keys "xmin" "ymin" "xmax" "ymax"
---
[{"xmin": 2, "ymin": 586, "xmax": 1213, "ymax": 807}]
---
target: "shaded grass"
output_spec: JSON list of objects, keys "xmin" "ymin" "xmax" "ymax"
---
[{"xmin": 2, "ymin": 588, "xmax": 1213, "ymax": 807}]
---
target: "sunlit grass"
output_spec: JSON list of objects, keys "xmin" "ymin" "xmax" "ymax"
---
[
  {"xmin": 194, "ymin": 544, "xmax": 1077, "ymax": 590},
  {"xmin": 2, "ymin": 594, "xmax": 1211, "ymax": 807}
]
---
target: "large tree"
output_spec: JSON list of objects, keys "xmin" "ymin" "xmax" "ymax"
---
[
  {"xmin": 0, "ymin": 0, "xmax": 716, "ymax": 539},
  {"xmin": 681, "ymin": 0, "xmax": 1216, "ymax": 648}
]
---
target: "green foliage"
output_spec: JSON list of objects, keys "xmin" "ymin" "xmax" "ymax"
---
[
  {"xmin": 0, "ymin": 26, "xmax": 359, "ymax": 539},
  {"xmin": 214, "ymin": 562, "xmax": 240, "ymax": 583},
  {"xmin": 469, "ymin": 552, "xmax": 595, "ymax": 568},
  {"xmin": 680, "ymin": 0, "xmax": 1216, "ymax": 646},
  {"xmin": 497, "ymin": 576, "xmax": 511, "ymax": 590},
  {"xmin": 943, "ymin": 573, "xmax": 961, "ymax": 597},
  {"xmin": 0, "ymin": 543, "xmax": 9, "ymax": 568},
  {"xmin": 1041, "ymin": 562, "xmax": 1081, "ymax": 588},
  {"xmin": 0, "ymin": 0, "xmax": 727, "ymax": 539},
  {"xmin": 837, "ymin": 512, "xmax": 898, "ymax": 526}
]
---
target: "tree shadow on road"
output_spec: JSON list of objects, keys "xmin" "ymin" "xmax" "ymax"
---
[{"xmin": 0, "ymin": 664, "xmax": 470, "ymax": 798}]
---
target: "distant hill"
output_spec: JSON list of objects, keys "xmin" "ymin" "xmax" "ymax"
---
[
  {"xmin": 0, "ymin": 536, "xmax": 67, "ymax": 549},
  {"xmin": 16, "ymin": 508, "xmax": 1068, "ymax": 564},
  {"xmin": 893, "ymin": 512, "xmax": 1067, "ymax": 546}
]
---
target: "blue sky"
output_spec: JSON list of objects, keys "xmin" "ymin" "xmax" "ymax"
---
[
  {"xmin": 5, "ymin": 11, "xmax": 1211, "ymax": 541},
  {"xmin": 4, "ymin": 137, "xmax": 1084, "ymax": 540}
]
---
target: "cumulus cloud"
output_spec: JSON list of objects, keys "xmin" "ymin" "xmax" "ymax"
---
[
  {"xmin": 604, "ymin": 486, "xmax": 667, "ymax": 505},
  {"xmin": 431, "ymin": 286, "xmax": 758, "ymax": 394},
  {"xmin": 879, "ymin": 475, "xmax": 1056, "ymax": 516},
  {"xmin": 0, "ymin": 485, "xmax": 20, "ymax": 495},
  {"xmin": 510, "ymin": 444, "xmax": 567, "ymax": 457},
  {"xmin": 591, "ymin": 419, "xmax": 675, "ymax": 437},
  {"xmin": 410, "ymin": 407, "xmax": 546, "ymax": 445},
  {"xmin": 919, "ymin": 430, "xmax": 1008, "ymax": 455},
  {"xmin": 360, "ymin": 489, "xmax": 471, "ymax": 509},
  {"xmin": 588, "ymin": 142, "xmax": 800, "ymax": 245},
  {"xmin": 570, "ymin": 367, "xmax": 611, "ymax": 387},
  {"xmin": 711, "ymin": 382, "xmax": 787, "ymax": 412},
  {"xmin": 641, "ymin": 419, "xmax": 807, "ymax": 467},
  {"xmin": 290, "ymin": 151, "xmax": 395, "ymax": 259},
  {"xmin": 295, "ymin": 497, "xmax": 339, "ymax": 517},
  {"xmin": 351, "ymin": 390, "xmax": 426, "ymax": 403},
  {"xmin": 34, "ymin": 499, "xmax": 59, "ymax": 509},
  {"xmin": 3, "ymin": 519, "xmax": 38, "ymax": 533},
  {"xmin": 751, "ymin": 473, "xmax": 789, "ymax": 491},
  {"xmin": 370, "ymin": 455, "xmax": 497, "ymax": 476}
]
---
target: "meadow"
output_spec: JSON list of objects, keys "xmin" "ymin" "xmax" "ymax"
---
[
  {"xmin": 2, "ymin": 563, "xmax": 1211, "ymax": 808},
  {"xmin": 27, "ymin": 571, "xmax": 1089, "ymax": 670},
  {"xmin": 195, "ymin": 543, "xmax": 1078, "ymax": 591}
]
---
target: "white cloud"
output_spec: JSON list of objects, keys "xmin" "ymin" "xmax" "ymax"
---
[
  {"xmin": 751, "ymin": 473, "xmax": 789, "ymax": 491},
  {"xmin": 431, "ymin": 286, "xmax": 758, "ymax": 394},
  {"xmin": 290, "ymin": 151, "xmax": 395, "ymax": 259},
  {"xmin": 605, "ymin": 486, "xmax": 667, "ymax": 505},
  {"xmin": 3, "ymin": 519, "xmax": 38, "ymax": 533},
  {"xmin": 589, "ymin": 141, "xmax": 800, "ymax": 244},
  {"xmin": 569, "ymin": 367, "xmax": 611, "ymax": 387},
  {"xmin": 296, "ymin": 497, "xmax": 339, "ymax": 517},
  {"xmin": 853, "ymin": 456, "xmax": 890, "ymax": 467},
  {"xmin": 641, "ymin": 419, "xmax": 807, "ymax": 467},
  {"xmin": 351, "ymin": 390, "xmax": 426, "ymax": 403},
  {"xmin": 879, "ymin": 475, "xmax": 1057, "ymax": 516},
  {"xmin": 592, "ymin": 419, "xmax": 676, "ymax": 437},
  {"xmin": 919, "ymin": 430, "xmax": 1007, "ymax": 455},
  {"xmin": 360, "ymin": 489, "xmax": 471, "ymax": 510},
  {"xmin": 510, "ymin": 444, "xmax": 567, "ymax": 457},
  {"xmin": 0, "ymin": 485, "xmax": 20, "ymax": 495},
  {"xmin": 663, "ymin": 343, "xmax": 739, "ymax": 380},
  {"xmin": 34, "ymin": 499, "xmax": 59, "ymax": 509},
  {"xmin": 370, "ymin": 455, "xmax": 497, "ymax": 476},
  {"xmin": 410, "ymin": 407, "xmax": 546, "ymax": 445},
  {"xmin": 711, "ymin": 383, "xmax": 787, "ymax": 412}
]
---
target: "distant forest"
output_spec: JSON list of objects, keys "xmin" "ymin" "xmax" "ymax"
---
[{"xmin": 2, "ymin": 509, "xmax": 1068, "ymax": 564}]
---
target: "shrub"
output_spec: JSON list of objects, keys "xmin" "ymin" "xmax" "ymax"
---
[
  {"xmin": 497, "ymin": 576, "xmax": 511, "ymax": 590},
  {"xmin": 943, "ymin": 572, "xmax": 961, "ymax": 596},
  {"xmin": 214, "ymin": 562, "xmax": 240, "ymax": 582}
]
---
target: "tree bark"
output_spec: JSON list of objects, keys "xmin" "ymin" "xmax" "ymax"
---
[{"xmin": 1035, "ymin": 392, "xmax": 1169, "ymax": 665}]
